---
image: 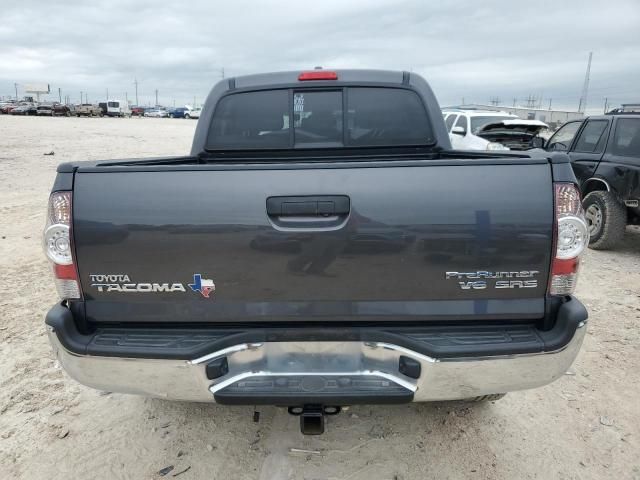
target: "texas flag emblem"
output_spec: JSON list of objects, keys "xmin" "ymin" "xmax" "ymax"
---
[{"xmin": 188, "ymin": 274, "xmax": 216, "ymax": 298}]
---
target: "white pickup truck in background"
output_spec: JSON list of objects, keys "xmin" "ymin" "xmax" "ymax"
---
[{"xmin": 443, "ymin": 108, "xmax": 549, "ymax": 151}]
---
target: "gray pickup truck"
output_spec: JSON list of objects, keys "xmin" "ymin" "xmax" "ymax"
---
[{"xmin": 44, "ymin": 70, "xmax": 588, "ymax": 434}]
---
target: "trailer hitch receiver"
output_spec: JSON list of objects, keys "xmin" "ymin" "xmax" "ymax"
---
[{"xmin": 288, "ymin": 405, "xmax": 341, "ymax": 435}]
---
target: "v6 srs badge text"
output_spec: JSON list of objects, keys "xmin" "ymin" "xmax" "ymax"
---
[{"xmin": 445, "ymin": 270, "xmax": 539, "ymax": 290}]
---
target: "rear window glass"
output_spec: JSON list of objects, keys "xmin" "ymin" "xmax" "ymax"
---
[
  {"xmin": 206, "ymin": 87, "xmax": 432, "ymax": 149},
  {"xmin": 347, "ymin": 88, "xmax": 431, "ymax": 146},
  {"xmin": 209, "ymin": 90, "xmax": 290, "ymax": 149},
  {"xmin": 294, "ymin": 91, "xmax": 342, "ymax": 146}
]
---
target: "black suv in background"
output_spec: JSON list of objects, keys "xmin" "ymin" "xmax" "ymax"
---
[{"xmin": 546, "ymin": 114, "xmax": 640, "ymax": 249}]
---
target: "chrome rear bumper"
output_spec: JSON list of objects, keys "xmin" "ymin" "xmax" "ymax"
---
[{"xmin": 47, "ymin": 321, "xmax": 586, "ymax": 403}]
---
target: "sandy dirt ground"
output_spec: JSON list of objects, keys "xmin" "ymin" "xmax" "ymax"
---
[{"xmin": 1, "ymin": 115, "xmax": 639, "ymax": 480}]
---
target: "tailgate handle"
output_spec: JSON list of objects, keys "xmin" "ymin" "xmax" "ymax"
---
[{"xmin": 266, "ymin": 196, "xmax": 350, "ymax": 217}]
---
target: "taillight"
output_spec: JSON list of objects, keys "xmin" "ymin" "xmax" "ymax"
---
[
  {"xmin": 298, "ymin": 71, "xmax": 338, "ymax": 81},
  {"xmin": 43, "ymin": 191, "xmax": 81, "ymax": 299},
  {"xmin": 549, "ymin": 183, "xmax": 589, "ymax": 295}
]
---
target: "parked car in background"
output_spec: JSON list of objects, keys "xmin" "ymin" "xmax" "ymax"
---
[
  {"xmin": 144, "ymin": 107, "xmax": 169, "ymax": 118},
  {"xmin": 131, "ymin": 106, "xmax": 146, "ymax": 117},
  {"xmin": 75, "ymin": 104, "xmax": 102, "ymax": 117},
  {"xmin": 442, "ymin": 108, "xmax": 549, "ymax": 151},
  {"xmin": 167, "ymin": 107, "xmax": 190, "ymax": 118},
  {"xmin": 37, "ymin": 104, "xmax": 54, "ymax": 116},
  {"xmin": 0, "ymin": 101, "xmax": 18, "ymax": 114},
  {"xmin": 10, "ymin": 103, "xmax": 37, "ymax": 115},
  {"xmin": 104, "ymin": 100, "xmax": 131, "ymax": 117},
  {"xmin": 3, "ymin": 104, "xmax": 21, "ymax": 114},
  {"xmin": 185, "ymin": 107, "xmax": 201, "ymax": 119},
  {"xmin": 53, "ymin": 104, "xmax": 73, "ymax": 116},
  {"xmin": 544, "ymin": 113, "xmax": 640, "ymax": 249}
]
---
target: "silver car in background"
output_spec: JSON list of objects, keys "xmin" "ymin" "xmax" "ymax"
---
[{"xmin": 144, "ymin": 108, "xmax": 169, "ymax": 118}]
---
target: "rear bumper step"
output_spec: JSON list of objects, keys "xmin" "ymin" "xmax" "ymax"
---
[
  {"xmin": 213, "ymin": 374, "xmax": 414, "ymax": 405},
  {"xmin": 45, "ymin": 298, "xmax": 587, "ymax": 404}
]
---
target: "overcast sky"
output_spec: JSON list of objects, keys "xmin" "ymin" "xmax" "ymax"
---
[{"xmin": 1, "ymin": 0, "xmax": 638, "ymax": 113}]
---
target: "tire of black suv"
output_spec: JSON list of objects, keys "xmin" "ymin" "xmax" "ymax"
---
[{"xmin": 584, "ymin": 191, "xmax": 627, "ymax": 250}]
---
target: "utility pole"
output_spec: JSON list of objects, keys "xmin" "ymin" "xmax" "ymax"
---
[
  {"xmin": 106, "ymin": 88, "xmax": 109, "ymax": 101},
  {"xmin": 58, "ymin": 87, "xmax": 62, "ymax": 103},
  {"xmin": 578, "ymin": 52, "xmax": 593, "ymax": 113},
  {"xmin": 513, "ymin": 98, "xmax": 517, "ymax": 107},
  {"xmin": 14, "ymin": 83, "xmax": 18, "ymax": 100},
  {"xmin": 548, "ymin": 98, "xmax": 552, "ymax": 110},
  {"xmin": 155, "ymin": 89, "xmax": 158, "ymax": 106},
  {"xmin": 125, "ymin": 92, "xmax": 128, "ymax": 105},
  {"xmin": 134, "ymin": 78, "xmax": 139, "ymax": 106},
  {"xmin": 525, "ymin": 94, "xmax": 536, "ymax": 109},
  {"xmin": 80, "ymin": 91, "xmax": 83, "ymax": 104}
]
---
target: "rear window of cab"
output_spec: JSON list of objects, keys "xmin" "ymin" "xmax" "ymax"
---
[{"xmin": 206, "ymin": 87, "xmax": 434, "ymax": 150}]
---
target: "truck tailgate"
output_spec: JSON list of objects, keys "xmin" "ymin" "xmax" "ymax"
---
[{"xmin": 72, "ymin": 160, "xmax": 553, "ymax": 324}]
